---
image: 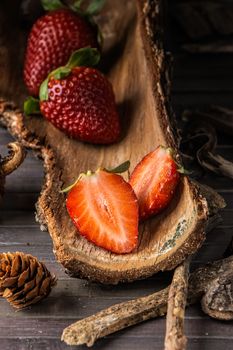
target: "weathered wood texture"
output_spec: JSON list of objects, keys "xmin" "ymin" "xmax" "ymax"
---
[{"xmin": 0, "ymin": 1, "xmax": 232, "ymax": 349}]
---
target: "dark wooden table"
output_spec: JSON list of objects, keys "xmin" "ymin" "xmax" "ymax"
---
[{"xmin": 0, "ymin": 48, "xmax": 233, "ymax": 350}]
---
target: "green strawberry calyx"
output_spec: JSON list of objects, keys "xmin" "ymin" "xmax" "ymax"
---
[
  {"xmin": 24, "ymin": 47, "xmax": 100, "ymax": 116},
  {"xmin": 41, "ymin": 0, "xmax": 105, "ymax": 16},
  {"xmin": 41, "ymin": 0, "xmax": 65, "ymax": 11},
  {"xmin": 24, "ymin": 96, "xmax": 40, "ymax": 116},
  {"xmin": 61, "ymin": 161, "xmax": 130, "ymax": 193},
  {"xmin": 41, "ymin": 0, "xmax": 104, "ymax": 49},
  {"xmin": 165, "ymin": 146, "xmax": 191, "ymax": 175},
  {"xmin": 39, "ymin": 47, "xmax": 100, "ymax": 101}
]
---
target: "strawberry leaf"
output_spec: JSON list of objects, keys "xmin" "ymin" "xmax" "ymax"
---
[
  {"xmin": 106, "ymin": 161, "xmax": 130, "ymax": 174},
  {"xmin": 41, "ymin": 0, "xmax": 65, "ymax": 11},
  {"xmin": 60, "ymin": 180, "xmax": 79, "ymax": 194},
  {"xmin": 39, "ymin": 48, "xmax": 99, "ymax": 102},
  {"xmin": 71, "ymin": 0, "xmax": 85, "ymax": 12},
  {"xmin": 39, "ymin": 67, "xmax": 71, "ymax": 101},
  {"xmin": 39, "ymin": 77, "xmax": 49, "ymax": 101},
  {"xmin": 86, "ymin": 0, "xmax": 105, "ymax": 16},
  {"xmin": 66, "ymin": 48, "xmax": 100, "ymax": 69},
  {"xmin": 52, "ymin": 67, "xmax": 71, "ymax": 80},
  {"xmin": 24, "ymin": 97, "xmax": 41, "ymax": 116}
]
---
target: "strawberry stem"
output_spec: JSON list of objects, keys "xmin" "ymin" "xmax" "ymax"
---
[
  {"xmin": 24, "ymin": 97, "xmax": 41, "ymax": 116},
  {"xmin": 161, "ymin": 146, "xmax": 191, "ymax": 176},
  {"xmin": 60, "ymin": 173, "xmax": 85, "ymax": 193},
  {"xmin": 61, "ymin": 161, "xmax": 130, "ymax": 194},
  {"xmin": 177, "ymin": 167, "xmax": 192, "ymax": 175}
]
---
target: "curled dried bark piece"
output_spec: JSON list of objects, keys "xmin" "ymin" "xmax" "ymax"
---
[
  {"xmin": 181, "ymin": 114, "xmax": 233, "ymax": 179},
  {"xmin": 62, "ymin": 256, "xmax": 233, "ymax": 347},
  {"xmin": 194, "ymin": 181, "xmax": 225, "ymax": 234},
  {"xmin": 196, "ymin": 182, "xmax": 226, "ymax": 217},
  {"xmin": 164, "ymin": 259, "xmax": 190, "ymax": 350},
  {"xmin": 188, "ymin": 256, "xmax": 233, "ymax": 318},
  {"xmin": 182, "ymin": 107, "xmax": 233, "ymax": 137},
  {"xmin": 201, "ymin": 270, "xmax": 233, "ymax": 321},
  {"xmin": 1, "ymin": 142, "xmax": 26, "ymax": 176}
]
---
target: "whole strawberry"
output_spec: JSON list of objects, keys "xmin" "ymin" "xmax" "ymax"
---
[
  {"xmin": 130, "ymin": 146, "xmax": 182, "ymax": 220},
  {"xmin": 24, "ymin": 0, "xmax": 101, "ymax": 96},
  {"xmin": 24, "ymin": 48, "xmax": 121, "ymax": 144}
]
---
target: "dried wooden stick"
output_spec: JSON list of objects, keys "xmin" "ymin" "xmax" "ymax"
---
[
  {"xmin": 62, "ymin": 256, "xmax": 233, "ymax": 347},
  {"xmin": 164, "ymin": 259, "xmax": 190, "ymax": 350},
  {"xmin": 62, "ymin": 287, "xmax": 169, "ymax": 347}
]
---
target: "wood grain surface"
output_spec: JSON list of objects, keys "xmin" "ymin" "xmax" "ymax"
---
[{"xmin": 0, "ymin": 0, "xmax": 233, "ymax": 349}]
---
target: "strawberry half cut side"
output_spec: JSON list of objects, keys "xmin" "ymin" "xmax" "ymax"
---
[
  {"xmin": 65, "ymin": 168, "xmax": 139, "ymax": 254},
  {"xmin": 129, "ymin": 146, "xmax": 181, "ymax": 221}
]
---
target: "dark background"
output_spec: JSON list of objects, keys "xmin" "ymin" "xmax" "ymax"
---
[{"xmin": 0, "ymin": 1, "xmax": 233, "ymax": 349}]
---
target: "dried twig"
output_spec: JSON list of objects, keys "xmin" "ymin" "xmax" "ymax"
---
[
  {"xmin": 164, "ymin": 259, "xmax": 190, "ymax": 350},
  {"xmin": 62, "ymin": 287, "xmax": 169, "ymax": 347},
  {"xmin": 62, "ymin": 256, "xmax": 233, "ymax": 347}
]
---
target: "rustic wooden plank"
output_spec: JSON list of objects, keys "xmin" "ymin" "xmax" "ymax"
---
[
  {"xmin": 199, "ymin": 175, "xmax": 233, "ymax": 191},
  {"xmin": 0, "ymin": 227, "xmax": 50, "ymax": 244},
  {"xmin": 173, "ymin": 55, "xmax": 233, "ymax": 78},
  {"xmin": 0, "ymin": 315, "xmax": 232, "ymax": 339},
  {"xmin": 2, "ymin": 192, "xmax": 39, "ymax": 210},
  {"xmin": 1, "ymin": 338, "xmax": 233, "ymax": 350},
  {"xmin": 0, "ymin": 210, "xmax": 37, "ymax": 225},
  {"xmin": 172, "ymin": 92, "xmax": 233, "ymax": 108},
  {"xmin": 0, "ymin": 244, "xmax": 55, "ymax": 261},
  {"xmin": 173, "ymin": 77, "xmax": 233, "ymax": 93}
]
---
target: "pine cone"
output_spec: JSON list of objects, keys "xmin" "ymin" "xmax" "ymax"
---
[{"xmin": 0, "ymin": 252, "xmax": 56, "ymax": 309}]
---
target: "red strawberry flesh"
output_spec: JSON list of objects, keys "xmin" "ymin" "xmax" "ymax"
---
[
  {"xmin": 66, "ymin": 170, "xmax": 139, "ymax": 254},
  {"xmin": 40, "ymin": 66, "xmax": 120, "ymax": 144},
  {"xmin": 24, "ymin": 9, "xmax": 97, "ymax": 96},
  {"xmin": 129, "ymin": 146, "xmax": 180, "ymax": 220}
]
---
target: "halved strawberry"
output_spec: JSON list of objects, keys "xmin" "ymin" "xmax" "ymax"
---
[
  {"xmin": 65, "ymin": 167, "xmax": 139, "ymax": 254},
  {"xmin": 129, "ymin": 146, "xmax": 181, "ymax": 220}
]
